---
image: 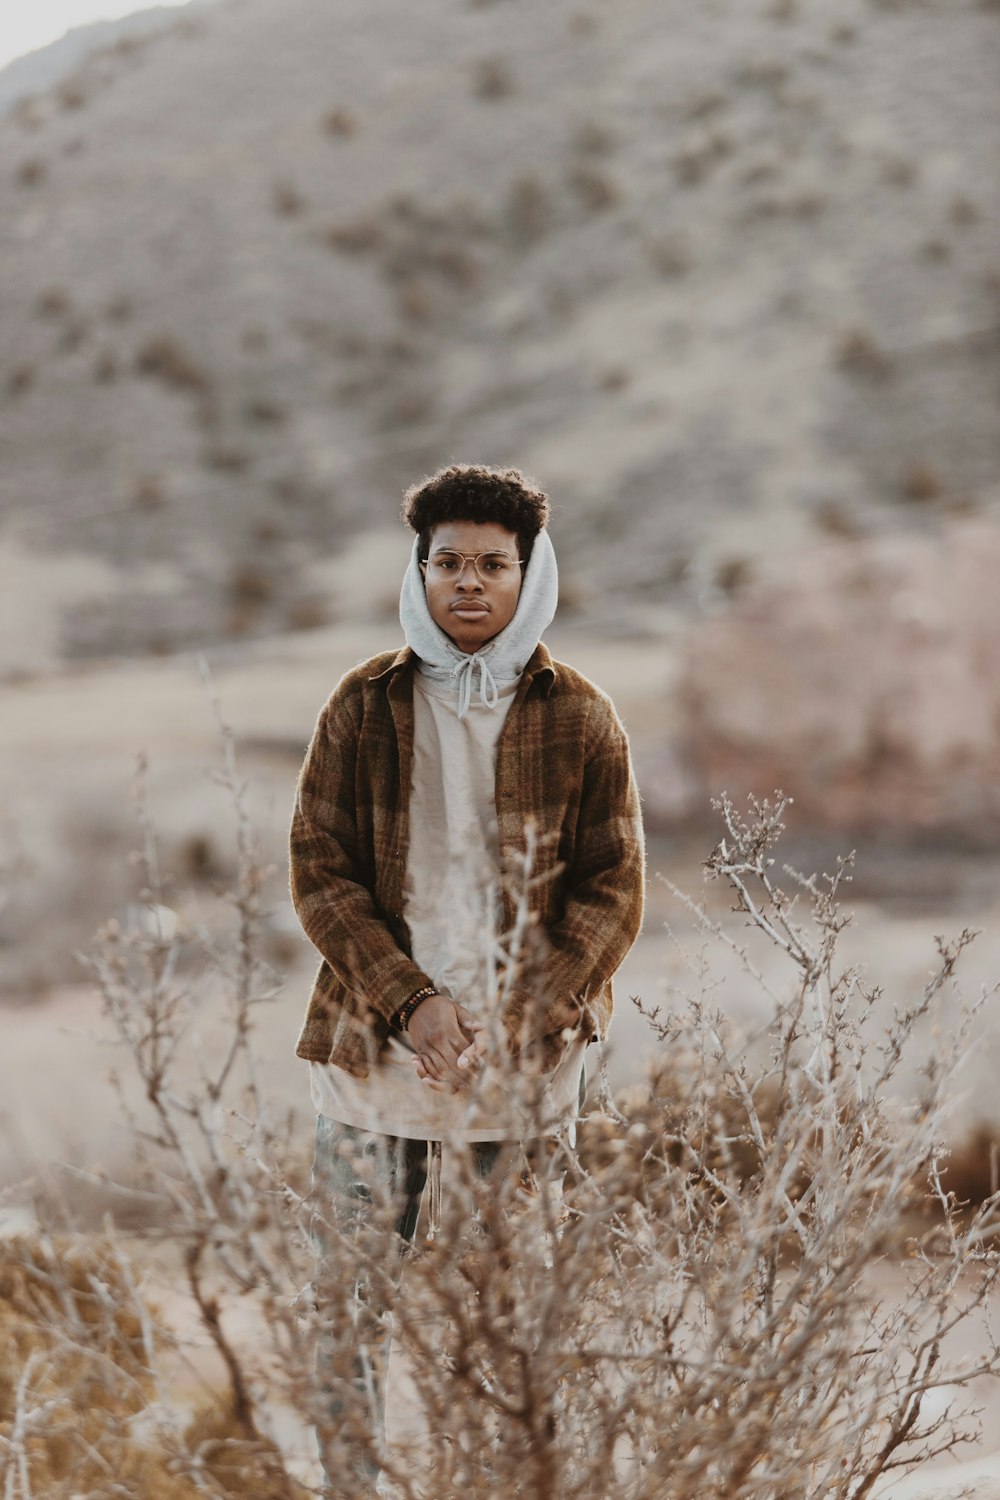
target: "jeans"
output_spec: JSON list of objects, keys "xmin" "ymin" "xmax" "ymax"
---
[
  {"xmin": 308, "ymin": 1119, "xmax": 506, "ymax": 1494},
  {"xmin": 308, "ymin": 1067, "xmax": 586, "ymax": 1494}
]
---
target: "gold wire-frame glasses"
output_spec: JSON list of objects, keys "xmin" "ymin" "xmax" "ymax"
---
[{"xmin": 422, "ymin": 549, "xmax": 526, "ymax": 583}]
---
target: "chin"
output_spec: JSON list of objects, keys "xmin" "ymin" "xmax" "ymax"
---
[{"xmin": 447, "ymin": 625, "xmax": 496, "ymax": 652}]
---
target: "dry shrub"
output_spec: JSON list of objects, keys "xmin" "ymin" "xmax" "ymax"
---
[
  {"xmin": 505, "ymin": 174, "xmax": 552, "ymax": 244},
  {"xmin": 921, "ymin": 237, "xmax": 951, "ymax": 263},
  {"xmin": 285, "ymin": 596, "xmax": 331, "ymax": 632},
  {"xmin": 321, "ymin": 217, "xmax": 383, "ymax": 255},
  {"xmin": 741, "ymin": 188, "xmax": 827, "ymax": 221},
  {"xmin": 4, "ymin": 705, "xmax": 1000, "ymax": 1500},
  {"xmin": 93, "ymin": 349, "xmax": 118, "ymax": 383},
  {"xmin": 682, "ymin": 89, "xmax": 727, "ymax": 121},
  {"xmin": 0, "ymin": 1236, "xmax": 196, "ymax": 1499},
  {"xmin": 396, "ymin": 275, "xmax": 434, "ymax": 321},
  {"xmin": 383, "ymin": 386, "xmax": 437, "ymax": 425},
  {"xmin": 671, "ymin": 131, "xmax": 732, "ymax": 187},
  {"xmin": 836, "ymin": 326, "xmax": 891, "ymax": 379},
  {"xmin": 131, "ymin": 474, "xmax": 165, "ymax": 510},
  {"xmin": 227, "ymin": 562, "xmax": 275, "ymax": 605},
  {"xmin": 567, "ymin": 163, "xmax": 620, "ymax": 212},
  {"xmin": 6, "ymin": 365, "xmax": 35, "ymax": 398},
  {"xmin": 571, "ymin": 118, "xmax": 618, "ymax": 156},
  {"xmin": 734, "ymin": 59, "xmax": 790, "ymax": 91},
  {"xmin": 812, "ymin": 498, "xmax": 864, "ymax": 539},
  {"xmin": 202, "ymin": 444, "xmax": 250, "ymax": 474},
  {"xmin": 645, "ymin": 234, "xmax": 692, "ymax": 277},
  {"xmin": 35, "ymin": 287, "xmax": 72, "ymax": 320},
  {"xmin": 56, "ymin": 321, "xmax": 88, "ymax": 354},
  {"xmin": 950, "ymin": 195, "xmax": 979, "ymax": 226},
  {"xmin": 242, "ymin": 396, "xmax": 287, "ymax": 426},
  {"xmin": 472, "ymin": 58, "xmax": 515, "ymax": 100},
  {"xmin": 105, "ymin": 294, "xmax": 134, "ymax": 322},
  {"xmin": 0, "ymin": 1235, "xmax": 304, "ymax": 1499},
  {"xmin": 13, "ymin": 97, "xmax": 45, "ymax": 130},
  {"xmin": 715, "ymin": 555, "xmax": 752, "ymax": 596},
  {"xmin": 883, "ymin": 155, "xmax": 918, "ymax": 188},
  {"xmin": 16, "ymin": 158, "xmax": 46, "ymax": 187},
  {"xmin": 272, "ymin": 180, "xmax": 306, "ymax": 218},
  {"xmin": 322, "ymin": 106, "xmax": 356, "ymax": 138},
  {"xmin": 57, "ymin": 81, "xmax": 87, "ymax": 111},
  {"xmin": 598, "ymin": 366, "xmax": 630, "ymax": 392},
  {"xmin": 900, "ymin": 460, "xmax": 943, "ymax": 503},
  {"xmin": 272, "ymin": 474, "xmax": 307, "ymax": 506},
  {"xmin": 135, "ymin": 335, "xmax": 211, "ymax": 395}
]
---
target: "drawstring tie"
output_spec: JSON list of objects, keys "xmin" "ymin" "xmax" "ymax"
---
[
  {"xmin": 451, "ymin": 651, "xmax": 499, "ymax": 719},
  {"xmin": 427, "ymin": 1140, "xmax": 443, "ymax": 1240}
]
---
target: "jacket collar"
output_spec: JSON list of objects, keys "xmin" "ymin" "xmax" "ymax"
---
[{"xmin": 368, "ymin": 640, "xmax": 557, "ymax": 694}]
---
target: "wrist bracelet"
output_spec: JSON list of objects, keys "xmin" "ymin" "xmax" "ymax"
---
[{"xmin": 395, "ymin": 984, "xmax": 439, "ymax": 1032}]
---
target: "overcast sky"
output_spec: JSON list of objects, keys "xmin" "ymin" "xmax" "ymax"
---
[{"xmin": 0, "ymin": 0, "xmax": 193, "ymax": 72}]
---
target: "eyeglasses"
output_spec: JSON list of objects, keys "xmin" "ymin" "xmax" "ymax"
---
[{"xmin": 422, "ymin": 549, "xmax": 525, "ymax": 583}]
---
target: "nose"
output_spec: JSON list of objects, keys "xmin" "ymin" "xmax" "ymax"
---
[{"xmin": 455, "ymin": 559, "xmax": 483, "ymax": 590}]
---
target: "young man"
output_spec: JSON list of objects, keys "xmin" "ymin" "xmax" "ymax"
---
[{"xmin": 289, "ymin": 463, "xmax": 644, "ymax": 1492}]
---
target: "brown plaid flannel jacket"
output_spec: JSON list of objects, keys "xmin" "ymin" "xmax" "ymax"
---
[{"xmin": 290, "ymin": 641, "xmax": 645, "ymax": 1078}]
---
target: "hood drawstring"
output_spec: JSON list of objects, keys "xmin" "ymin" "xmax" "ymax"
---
[
  {"xmin": 451, "ymin": 652, "xmax": 500, "ymax": 719},
  {"xmin": 427, "ymin": 1139, "xmax": 443, "ymax": 1241}
]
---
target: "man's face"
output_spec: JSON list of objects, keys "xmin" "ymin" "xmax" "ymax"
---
[{"xmin": 419, "ymin": 520, "xmax": 524, "ymax": 653}]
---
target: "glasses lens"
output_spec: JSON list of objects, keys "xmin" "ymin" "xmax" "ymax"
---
[
  {"xmin": 477, "ymin": 552, "xmax": 517, "ymax": 577},
  {"xmin": 429, "ymin": 551, "xmax": 517, "ymax": 580}
]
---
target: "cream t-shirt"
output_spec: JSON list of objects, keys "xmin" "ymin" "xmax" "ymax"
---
[{"xmin": 309, "ymin": 670, "xmax": 587, "ymax": 1141}]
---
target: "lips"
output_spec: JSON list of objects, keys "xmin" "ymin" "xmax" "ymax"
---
[{"xmin": 450, "ymin": 601, "xmax": 489, "ymax": 614}]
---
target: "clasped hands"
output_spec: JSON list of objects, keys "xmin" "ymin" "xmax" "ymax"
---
[
  {"xmin": 408, "ymin": 992, "xmax": 584, "ymax": 1094},
  {"xmin": 407, "ymin": 993, "xmax": 489, "ymax": 1095}
]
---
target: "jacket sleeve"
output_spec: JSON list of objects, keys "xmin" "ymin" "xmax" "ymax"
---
[
  {"xmin": 505, "ymin": 696, "xmax": 646, "ymax": 1059},
  {"xmin": 288, "ymin": 684, "xmax": 435, "ymax": 1028}
]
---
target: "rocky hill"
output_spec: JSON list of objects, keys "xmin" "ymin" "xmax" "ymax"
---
[
  {"xmin": 1, "ymin": 0, "xmax": 997, "ymax": 670},
  {"xmin": 0, "ymin": 5, "xmax": 203, "ymax": 117}
]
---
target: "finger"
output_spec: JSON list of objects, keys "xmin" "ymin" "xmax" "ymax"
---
[
  {"xmin": 418, "ymin": 1049, "xmax": 450, "ymax": 1083},
  {"xmin": 434, "ymin": 1038, "xmax": 467, "ymax": 1072},
  {"xmin": 457, "ymin": 1031, "xmax": 489, "ymax": 1069},
  {"xmin": 412, "ymin": 1054, "xmax": 459, "ymax": 1093}
]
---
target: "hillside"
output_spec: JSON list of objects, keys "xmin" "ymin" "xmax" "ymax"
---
[
  {"xmin": 0, "ymin": 4, "xmax": 204, "ymax": 117},
  {"xmin": 1, "ymin": 0, "xmax": 997, "ymax": 668}
]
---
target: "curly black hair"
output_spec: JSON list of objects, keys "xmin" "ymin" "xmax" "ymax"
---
[{"xmin": 401, "ymin": 463, "xmax": 550, "ymax": 563}]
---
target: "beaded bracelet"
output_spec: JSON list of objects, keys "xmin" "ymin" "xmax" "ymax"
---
[{"xmin": 394, "ymin": 984, "xmax": 439, "ymax": 1032}]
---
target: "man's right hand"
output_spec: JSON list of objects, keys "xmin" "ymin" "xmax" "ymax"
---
[{"xmin": 408, "ymin": 995, "xmax": 480, "ymax": 1091}]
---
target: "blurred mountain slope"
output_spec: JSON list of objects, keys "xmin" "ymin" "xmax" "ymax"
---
[
  {"xmin": 0, "ymin": 4, "xmax": 208, "ymax": 118},
  {"xmin": 1, "ymin": 0, "xmax": 997, "ymax": 665}
]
